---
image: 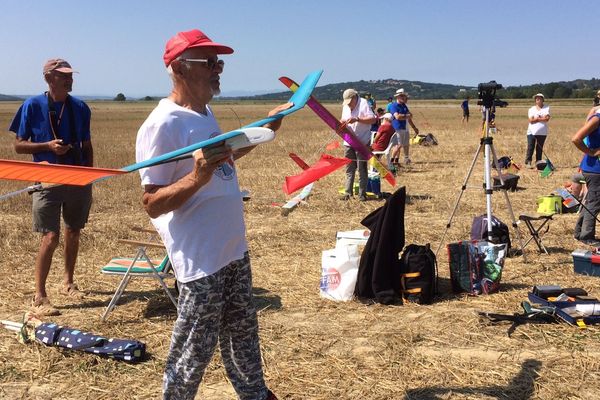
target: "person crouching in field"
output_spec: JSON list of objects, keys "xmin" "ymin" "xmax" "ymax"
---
[
  {"xmin": 572, "ymin": 109, "xmax": 600, "ymax": 247},
  {"xmin": 135, "ymin": 28, "xmax": 287, "ymax": 400},
  {"xmin": 9, "ymin": 58, "xmax": 93, "ymax": 316}
]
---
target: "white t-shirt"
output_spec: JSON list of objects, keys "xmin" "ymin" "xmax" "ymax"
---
[
  {"xmin": 341, "ymin": 97, "xmax": 377, "ymax": 145},
  {"xmin": 136, "ymin": 99, "xmax": 247, "ymax": 283},
  {"xmin": 527, "ymin": 105, "xmax": 550, "ymax": 136}
]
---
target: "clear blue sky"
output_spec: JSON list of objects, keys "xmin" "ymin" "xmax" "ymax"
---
[{"xmin": 0, "ymin": 0, "xmax": 595, "ymax": 97}]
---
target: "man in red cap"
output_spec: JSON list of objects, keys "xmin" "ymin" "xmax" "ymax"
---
[
  {"xmin": 9, "ymin": 58, "xmax": 93, "ymax": 316},
  {"xmin": 136, "ymin": 29, "xmax": 286, "ymax": 400}
]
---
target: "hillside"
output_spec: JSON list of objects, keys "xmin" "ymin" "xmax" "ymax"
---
[
  {"xmin": 237, "ymin": 77, "xmax": 600, "ymax": 101},
  {"xmin": 0, "ymin": 94, "xmax": 22, "ymax": 101}
]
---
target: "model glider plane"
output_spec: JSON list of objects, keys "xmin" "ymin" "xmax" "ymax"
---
[
  {"xmin": 281, "ymin": 182, "xmax": 314, "ymax": 216},
  {"xmin": 0, "ymin": 70, "xmax": 323, "ymax": 187},
  {"xmin": 281, "ymin": 153, "xmax": 314, "ymax": 215},
  {"xmin": 284, "ymin": 153, "xmax": 350, "ymax": 195},
  {"xmin": 279, "ymin": 76, "xmax": 396, "ymax": 187}
]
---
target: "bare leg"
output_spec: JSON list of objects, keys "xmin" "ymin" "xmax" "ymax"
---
[
  {"xmin": 63, "ymin": 227, "xmax": 81, "ymax": 286},
  {"xmin": 35, "ymin": 232, "xmax": 59, "ymax": 301}
]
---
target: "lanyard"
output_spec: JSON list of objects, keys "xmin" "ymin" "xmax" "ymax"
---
[{"xmin": 47, "ymin": 94, "xmax": 66, "ymax": 141}]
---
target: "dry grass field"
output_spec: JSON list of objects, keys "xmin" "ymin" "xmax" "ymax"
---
[{"xmin": 1, "ymin": 98, "xmax": 600, "ymax": 400}]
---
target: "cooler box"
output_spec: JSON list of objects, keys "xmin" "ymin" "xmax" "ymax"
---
[
  {"xmin": 537, "ymin": 195, "xmax": 563, "ymax": 215},
  {"xmin": 572, "ymin": 249, "xmax": 600, "ymax": 277},
  {"xmin": 366, "ymin": 175, "xmax": 381, "ymax": 196},
  {"xmin": 336, "ymin": 229, "xmax": 370, "ymax": 247}
]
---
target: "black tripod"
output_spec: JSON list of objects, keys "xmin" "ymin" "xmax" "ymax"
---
[{"xmin": 435, "ymin": 106, "xmax": 527, "ymax": 260}]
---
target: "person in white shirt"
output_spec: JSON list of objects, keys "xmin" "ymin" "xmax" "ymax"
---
[
  {"xmin": 525, "ymin": 93, "xmax": 551, "ymax": 168},
  {"xmin": 136, "ymin": 28, "xmax": 286, "ymax": 400},
  {"xmin": 340, "ymin": 88, "xmax": 377, "ymax": 201}
]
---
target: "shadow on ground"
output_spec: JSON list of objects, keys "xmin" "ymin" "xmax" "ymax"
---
[{"xmin": 404, "ymin": 359, "xmax": 541, "ymax": 400}]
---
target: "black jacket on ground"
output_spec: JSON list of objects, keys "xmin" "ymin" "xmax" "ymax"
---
[{"xmin": 354, "ymin": 186, "xmax": 406, "ymax": 304}]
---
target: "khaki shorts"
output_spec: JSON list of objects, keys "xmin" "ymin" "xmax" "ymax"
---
[
  {"xmin": 32, "ymin": 185, "xmax": 93, "ymax": 233},
  {"xmin": 396, "ymin": 129, "xmax": 410, "ymax": 146}
]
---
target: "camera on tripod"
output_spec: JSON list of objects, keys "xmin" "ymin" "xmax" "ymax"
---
[{"xmin": 477, "ymin": 81, "xmax": 508, "ymax": 109}]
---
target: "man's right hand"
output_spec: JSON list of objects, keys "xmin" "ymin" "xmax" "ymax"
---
[
  {"xmin": 48, "ymin": 139, "xmax": 71, "ymax": 155},
  {"xmin": 192, "ymin": 143, "xmax": 233, "ymax": 185}
]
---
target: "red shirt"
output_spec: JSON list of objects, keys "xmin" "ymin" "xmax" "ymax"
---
[{"xmin": 372, "ymin": 124, "xmax": 395, "ymax": 151}]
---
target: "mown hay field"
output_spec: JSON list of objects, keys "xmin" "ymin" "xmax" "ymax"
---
[{"xmin": 1, "ymin": 99, "xmax": 600, "ymax": 400}]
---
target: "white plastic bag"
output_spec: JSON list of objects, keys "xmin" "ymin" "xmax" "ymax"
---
[{"xmin": 320, "ymin": 244, "xmax": 360, "ymax": 301}]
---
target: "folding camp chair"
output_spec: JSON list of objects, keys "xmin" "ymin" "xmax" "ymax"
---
[
  {"xmin": 518, "ymin": 213, "xmax": 553, "ymax": 254},
  {"xmin": 100, "ymin": 227, "xmax": 177, "ymax": 321}
]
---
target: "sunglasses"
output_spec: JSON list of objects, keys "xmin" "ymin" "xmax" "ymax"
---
[{"xmin": 180, "ymin": 58, "xmax": 225, "ymax": 71}]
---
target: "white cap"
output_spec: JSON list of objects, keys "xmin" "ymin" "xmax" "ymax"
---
[
  {"xmin": 380, "ymin": 112, "xmax": 393, "ymax": 120},
  {"xmin": 343, "ymin": 88, "xmax": 358, "ymax": 106},
  {"xmin": 533, "ymin": 93, "xmax": 545, "ymax": 99},
  {"xmin": 394, "ymin": 88, "xmax": 408, "ymax": 98}
]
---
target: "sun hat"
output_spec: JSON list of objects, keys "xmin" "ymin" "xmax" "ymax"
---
[
  {"xmin": 394, "ymin": 88, "xmax": 408, "ymax": 98},
  {"xmin": 342, "ymin": 88, "xmax": 358, "ymax": 106},
  {"xmin": 533, "ymin": 93, "xmax": 545, "ymax": 99},
  {"xmin": 163, "ymin": 29, "xmax": 234, "ymax": 67},
  {"xmin": 380, "ymin": 112, "xmax": 393, "ymax": 120},
  {"xmin": 43, "ymin": 59, "xmax": 77, "ymax": 75}
]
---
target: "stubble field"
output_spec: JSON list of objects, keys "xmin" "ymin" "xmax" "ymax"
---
[{"xmin": 1, "ymin": 98, "xmax": 600, "ymax": 400}]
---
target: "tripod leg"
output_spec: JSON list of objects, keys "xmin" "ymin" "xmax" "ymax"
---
[
  {"xmin": 489, "ymin": 143, "xmax": 529, "ymax": 262},
  {"xmin": 435, "ymin": 143, "xmax": 484, "ymax": 257}
]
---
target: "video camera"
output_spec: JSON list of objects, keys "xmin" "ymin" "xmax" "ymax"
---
[{"xmin": 477, "ymin": 81, "xmax": 508, "ymax": 109}]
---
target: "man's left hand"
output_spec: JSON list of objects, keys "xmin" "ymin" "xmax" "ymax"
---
[{"xmin": 265, "ymin": 102, "xmax": 294, "ymax": 132}]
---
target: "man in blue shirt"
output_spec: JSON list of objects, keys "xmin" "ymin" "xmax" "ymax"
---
[
  {"xmin": 388, "ymin": 89, "xmax": 420, "ymax": 166},
  {"xmin": 461, "ymin": 97, "xmax": 470, "ymax": 123},
  {"xmin": 9, "ymin": 58, "xmax": 93, "ymax": 316}
]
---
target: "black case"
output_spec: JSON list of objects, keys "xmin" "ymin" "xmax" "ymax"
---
[{"xmin": 493, "ymin": 174, "xmax": 519, "ymax": 192}]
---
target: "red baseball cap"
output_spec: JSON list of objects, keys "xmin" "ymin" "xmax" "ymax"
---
[
  {"xmin": 43, "ymin": 58, "xmax": 77, "ymax": 75},
  {"xmin": 163, "ymin": 29, "xmax": 234, "ymax": 67}
]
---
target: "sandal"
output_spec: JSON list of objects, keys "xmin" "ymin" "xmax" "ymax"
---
[
  {"xmin": 60, "ymin": 283, "xmax": 85, "ymax": 299},
  {"xmin": 31, "ymin": 297, "xmax": 61, "ymax": 316}
]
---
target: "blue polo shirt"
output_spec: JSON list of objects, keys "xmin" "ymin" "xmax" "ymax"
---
[
  {"xmin": 9, "ymin": 93, "xmax": 91, "ymax": 164},
  {"xmin": 389, "ymin": 102, "xmax": 409, "ymax": 131},
  {"xmin": 580, "ymin": 113, "xmax": 600, "ymax": 174}
]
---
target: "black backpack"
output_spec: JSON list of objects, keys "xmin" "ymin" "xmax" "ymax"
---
[
  {"xmin": 400, "ymin": 244, "xmax": 438, "ymax": 304},
  {"xmin": 470, "ymin": 214, "xmax": 511, "ymax": 253}
]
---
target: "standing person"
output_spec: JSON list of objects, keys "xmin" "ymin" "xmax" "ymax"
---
[
  {"xmin": 136, "ymin": 29, "xmax": 286, "ymax": 400},
  {"xmin": 9, "ymin": 58, "xmax": 93, "ymax": 316},
  {"xmin": 385, "ymin": 96, "xmax": 394, "ymax": 112},
  {"xmin": 365, "ymin": 92, "xmax": 376, "ymax": 113},
  {"xmin": 461, "ymin": 97, "xmax": 470, "ymax": 123},
  {"xmin": 572, "ymin": 110, "xmax": 600, "ymax": 246},
  {"xmin": 389, "ymin": 88, "xmax": 419, "ymax": 167},
  {"xmin": 586, "ymin": 89, "xmax": 600, "ymax": 118},
  {"xmin": 340, "ymin": 88, "xmax": 377, "ymax": 201},
  {"xmin": 524, "ymin": 93, "xmax": 550, "ymax": 168}
]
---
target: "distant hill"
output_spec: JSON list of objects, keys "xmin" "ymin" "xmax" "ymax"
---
[
  {"xmin": 233, "ymin": 78, "xmax": 600, "ymax": 101},
  {"xmin": 0, "ymin": 94, "xmax": 23, "ymax": 101}
]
